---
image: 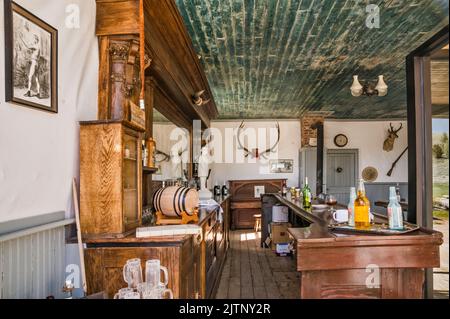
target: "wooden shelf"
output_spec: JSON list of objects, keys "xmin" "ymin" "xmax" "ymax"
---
[
  {"xmin": 143, "ymin": 166, "xmax": 158, "ymax": 174},
  {"xmin": 124, "ymin": 157, "xmax": 137, "ymax": 161}
]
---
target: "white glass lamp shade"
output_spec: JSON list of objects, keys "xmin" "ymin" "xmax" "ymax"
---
[
  {"xmin": 375, "ymin": 75, "xmax": 388, "ymax": 96},
  {"xmin": 350, "ymin": 75, "xmax": 363, "ymax": 97}
]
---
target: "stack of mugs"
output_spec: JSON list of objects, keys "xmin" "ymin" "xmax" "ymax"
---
[{"xmin": 114, "ymin": 258, "xmax": 173, "ymax": 299}]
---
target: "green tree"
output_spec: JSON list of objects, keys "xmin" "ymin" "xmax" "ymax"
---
[
  {"xmin": 440, "ymin": 132, "xmax": 449, "ymax": 158},
  {"xmin": 433, "ymin": 144, "xmax": 444, "ymax": 159}
]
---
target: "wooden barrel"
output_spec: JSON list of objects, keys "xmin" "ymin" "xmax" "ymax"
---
[{"xmin": 153, "ymin": 186, "xmax": 199, "ymax": 217}]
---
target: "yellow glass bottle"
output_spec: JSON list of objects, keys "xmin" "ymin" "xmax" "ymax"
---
[{"xmin": 354, "ymin": 179, "xmax": 370, "ymax": 229}]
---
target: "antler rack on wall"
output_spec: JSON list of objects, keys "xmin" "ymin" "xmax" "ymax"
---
[{"xmin": 236, "ymin": 121, "xmax": 281, "ymax": 159}]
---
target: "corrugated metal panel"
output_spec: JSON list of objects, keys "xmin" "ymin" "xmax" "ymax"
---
[{"xmin": 0, "ymin": 226, "xmax": 66, "ymax": 299}]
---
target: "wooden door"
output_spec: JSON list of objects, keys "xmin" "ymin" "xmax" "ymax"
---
[{"xmin": 326, "ymin": 149, "xmax": 358, "ymax": 204}]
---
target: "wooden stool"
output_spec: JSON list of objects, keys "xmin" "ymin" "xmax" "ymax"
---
[{"xmin": 254, "ymin": 214, "xmax": 262, "ymax": 232}]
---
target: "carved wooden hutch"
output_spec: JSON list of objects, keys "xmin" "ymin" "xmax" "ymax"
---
[{"xmin": 80, "ymin": 0, "xmax": 225, "ymax": 299}]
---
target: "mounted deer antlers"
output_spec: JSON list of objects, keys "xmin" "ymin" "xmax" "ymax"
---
[
  {"xmin": 383, "ymin": 123, "xmax": 403, "ymax": 152},
  {"xmin": 155, "ymin": 150, "xmax": 170, "ymax": 163},
  {"xmin": 192, "ymin": 90, "xmax": 211, "ymax": 106},
  {"xmin": 237, "ymin": 121, "xmax": 281, "ymax": 159}
]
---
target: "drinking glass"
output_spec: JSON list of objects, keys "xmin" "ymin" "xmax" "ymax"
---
[
  {"xmin": 325, "ymin": 195, "xmax": 338, "ymax": 213},
  {"xmin": 123, "ymin": 292, "xmax": 141, "ymax": 299},
  {"xmin": 146, "ymin": 285, "xmax": 174, "ymax": 299},
  {"xmin": 113, "ymin": 288, "xmax": 134, "ymax": 299},
  {"xmin": 123, "ymin": 258, "xmax": 143, "ymax": 289},
  {"xmin": 137, "ymin": 282, "xmax": 154, "ymax": 299},
  {"xmin": 145, "ymin": 260, "xmax": 169, "ymax": 288}
]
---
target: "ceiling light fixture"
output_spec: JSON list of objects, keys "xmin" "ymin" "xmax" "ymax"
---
[{"xmin": 350, "ymin": 75, "xmax": 388, "ymax": 97}]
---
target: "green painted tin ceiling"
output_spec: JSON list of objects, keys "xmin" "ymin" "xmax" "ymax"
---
[{"xmin": 175, "ymin": 0, "xmax": 449, "ymax": 120}]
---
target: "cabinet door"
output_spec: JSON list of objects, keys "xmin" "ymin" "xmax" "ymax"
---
[
  {"xmin": 233, "ymin": 209, "xmax": 259, "ymax": 229},
  {"xmin": 123, "ymin": 133, "xmax": 140, "ymax": 229}
]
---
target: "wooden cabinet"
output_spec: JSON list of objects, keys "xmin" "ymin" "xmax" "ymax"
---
[
  {"xmin": 84, "ymin": 234, "xmax": 202, "ymax": 299},
  {"xmin": 229, "ymin": 179, "xmax": 286, "ymax": 230},
  {"xmin": 80, "ymin": 121, "xmax": 143, "ymax": 239},
  {"xmin": 84, "ymin": 200, "xmax": 230, "ymax": 300},
  {"xmin": 200, "ymin": 196, "xmax": 230, "ymax": 299}
]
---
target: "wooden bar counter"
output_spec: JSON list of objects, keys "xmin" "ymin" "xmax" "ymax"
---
[
  {"xmin": 271, "ymin": 194, "xmax": 443, "ymax": 299},
  {"xmin": 84, "ymin": 196, "xmax": 230, "ymax": 299}
]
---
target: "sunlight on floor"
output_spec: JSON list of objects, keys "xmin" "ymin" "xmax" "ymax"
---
[{"xmin": 240, "ymin": 232, "xmax": 261, "ymax": 242}]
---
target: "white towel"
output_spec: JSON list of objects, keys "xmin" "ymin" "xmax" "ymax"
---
[{"xmin": 199, "ymin": 199, "xmax": 224, "ymax": 223}]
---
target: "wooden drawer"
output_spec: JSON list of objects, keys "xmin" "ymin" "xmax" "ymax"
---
[{"xmin": 231, "ymin": 201, "xmax": 261, "ymax": 210}]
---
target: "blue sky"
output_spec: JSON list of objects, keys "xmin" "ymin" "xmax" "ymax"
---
[{"xmin": 433, "ymin": 119, "xmax": 449, "ymax": 133}]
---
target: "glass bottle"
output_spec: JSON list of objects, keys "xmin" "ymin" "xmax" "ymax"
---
[
  {"xmin": 282, "ymin": 180, "xmax": 288, "ymax": 197},
  {"xmin": 222, "ymin": 182, "xmax": 228, "ymax": 197},
  {"xmin": 388, "ymin": 187, "xmax": 404, "ymax": 230},
  {"xmin": 348, "ymin": 187, "xmax": 357, "ymax": 227},
  {"xmin": 302, "ymin": 177, "xmax": 312, "ymax": 209},
  {"xmin": 395, "ymin": 183, "xmax": 401, "ymax": 202},
  {"xmin": 354, "ymin": 179, "xmax": 370, "ymax": 229}
]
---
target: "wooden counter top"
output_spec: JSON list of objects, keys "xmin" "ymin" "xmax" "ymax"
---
[
  {"xmin": 275, "ymin": 193, "xmax": 442, "ymax": 245},
  {"xmin": 84, "ymin": 196, "xmax": 231, "ymax": 245}
]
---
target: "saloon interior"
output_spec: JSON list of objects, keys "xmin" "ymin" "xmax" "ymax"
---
[{"xmin": 0, "ymin": 0, "xmax": 448, "ymax": 300}]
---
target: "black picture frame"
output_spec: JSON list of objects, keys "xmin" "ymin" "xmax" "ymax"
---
[{"xmin": 4, "ymin": 0, "xmax": 58, "ymax": 113}]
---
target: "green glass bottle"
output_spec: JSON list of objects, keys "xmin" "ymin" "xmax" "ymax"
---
[{"xmin": 302, "ymin": 177, "xmax": 312, "ymax": 209}]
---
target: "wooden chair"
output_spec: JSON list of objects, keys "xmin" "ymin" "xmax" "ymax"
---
[{"xmin": 254, "ymin": 214, "xmax": 262, "ymax": 232}]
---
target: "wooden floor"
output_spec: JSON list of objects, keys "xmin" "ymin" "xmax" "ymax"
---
[{"xmin": 215, "ymin": 230, "xmax": 300, "ymax": 299}]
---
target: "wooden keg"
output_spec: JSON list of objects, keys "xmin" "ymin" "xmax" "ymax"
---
[{"xmin": 153, "ymin": 186, "xmax": 199, "ymax": 217}]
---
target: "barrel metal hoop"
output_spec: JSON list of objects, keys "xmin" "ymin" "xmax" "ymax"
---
[
  {"xmin": 182, "ymin": 188, "xmax": 188, "ymax": 215},
  {"xmin": 172, "ymin": 187, "xmax": 182, "ymax": 217}
]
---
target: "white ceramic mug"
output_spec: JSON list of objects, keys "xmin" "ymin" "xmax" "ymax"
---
[{"xmin": 333, "ymin": 209, "xmax": 349, "ymax": 223}]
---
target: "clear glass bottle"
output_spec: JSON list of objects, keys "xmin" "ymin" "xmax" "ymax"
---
[
  {"xmin": 395, "ymin": 183, "xmax": 401, "ymax": 202},
  {"xmin": 388, "ymin": 186, "xmax": 404, "ymax": 230},
  {"xmin": 354, "ymin": 179, "xmax": 370, "ymax": 229},
  {"xmin": 348, "ymin": 187, "xmax": 357, "ymax": 227},
  {"xmin": 302, "ymin": 177, "xmax": 312, "ymax": 209}
]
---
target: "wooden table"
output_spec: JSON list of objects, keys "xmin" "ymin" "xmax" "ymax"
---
[{"xmin": 272, "ymin": 194, "xmax": 443, "ymax": 299}]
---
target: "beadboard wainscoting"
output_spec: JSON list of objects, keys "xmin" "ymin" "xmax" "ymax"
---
[{"xmin": 0, "ymin": 212, "xmax": 73, "ymax": 299}]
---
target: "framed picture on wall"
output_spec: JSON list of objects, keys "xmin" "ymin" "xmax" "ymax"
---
[
  {"xmin": 4, "ymin": 0, "xmax": 58, "ymax": 113},
  {"xmin": 269, "ymin": 159, "xmax": 294, "ymax": 174}
]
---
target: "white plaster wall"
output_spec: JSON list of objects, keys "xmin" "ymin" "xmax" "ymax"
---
[
  {"xmin": 210, "ymin": 121, "xmax": 301, "ymax": 187},
  {"xmin": 324, "ymin": 120, "xmax": 408, "ymax": 183},
  {"xmin": 0, "ymin": 0, "xmax": 98, "ymax": 222}
]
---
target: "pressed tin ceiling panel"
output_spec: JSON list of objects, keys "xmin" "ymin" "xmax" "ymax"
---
[{"xmin": 175, "ymin": 0, "xmax": 449, "ymax": 119}]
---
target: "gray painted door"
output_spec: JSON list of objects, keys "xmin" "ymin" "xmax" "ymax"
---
[{"xmin": 326, "ymin": 149, "xmax": 358, "ymax": 204}]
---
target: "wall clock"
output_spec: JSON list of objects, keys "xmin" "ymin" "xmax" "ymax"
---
[{"xmin": 334, "ymin": 134, "xmax": 348, "ymax": 147}]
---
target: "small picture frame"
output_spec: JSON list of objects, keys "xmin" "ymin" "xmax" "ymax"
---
[
  {"xmin": 254, "ymin": 186, "xmax": 265, "ymax": 198},
  {"xmin": 4, "ymin": 0, "xmax": 58, "ymax": 113},
  {"xmin": 270, "ymin": 159, "xmax": 294, "ymax": 174}
]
